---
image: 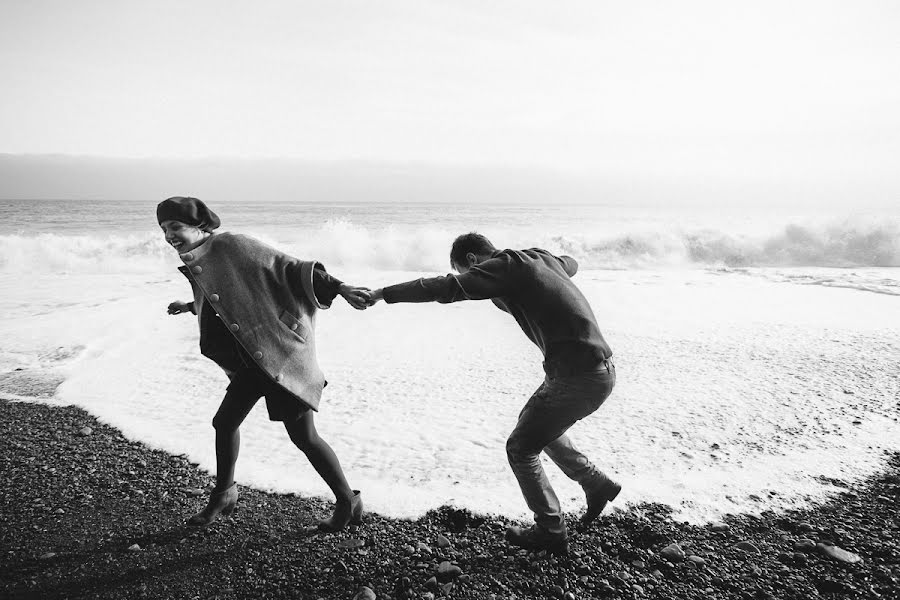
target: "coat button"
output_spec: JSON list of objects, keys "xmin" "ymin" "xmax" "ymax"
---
[
  {"xmin": 253, "ymin": 351, "xmax": 263, "ymax": 360},
  {"xmin": 182, "ymin": 253, "xmax": 194, "ymax": 261},
  {"xmin": 192, "ymin": 266, "xmax": 202, "ymax": 274},
  {"xmin": 209, "ymin": 294, "xmax": 220, "ymax": 302},
  {"xmin": 290, "ymin": 323, "xmax": 298, "ymax": 330},
  {"xmin": 229, "ymin": 323, "xmax": 240, "ymax": 332}
]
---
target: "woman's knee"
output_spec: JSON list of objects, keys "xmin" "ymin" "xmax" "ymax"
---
[
  {"xmin": 212, "ymin": 412, "xmax": 240, "ymax": 433},
  {"xmin": 285, "ymin": 418, "xmax": 320, "ymax": 451}
]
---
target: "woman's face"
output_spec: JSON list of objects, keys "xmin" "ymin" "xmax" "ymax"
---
[{"xmin": 160, "ymin": 220, "xmax": 208, "ymax": 253}]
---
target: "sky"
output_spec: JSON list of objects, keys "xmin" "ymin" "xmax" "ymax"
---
[{"xmin": 1, "ymin": 1, "xmax": 899, "ymax": 202}]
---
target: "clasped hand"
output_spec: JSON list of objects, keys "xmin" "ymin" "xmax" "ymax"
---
[
  {"xmin": 339, "ymin": 286, "xmax": 384, "ymax": 310},
  {"xmin": 341, "ymin": 284, "xmax": 383, "ymax": 310}
]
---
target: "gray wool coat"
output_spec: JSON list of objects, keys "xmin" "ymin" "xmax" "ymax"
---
[{"xmin": 178, "ymin": 232, "xmax": 329, "ymax": 411}]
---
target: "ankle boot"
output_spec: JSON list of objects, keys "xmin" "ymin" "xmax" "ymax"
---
[
  {"xmin": 187, "ymin": 483, "xmax": 238, "ymax": 527},
  {"xmin": 580, "ymin": 477, "xmax": 621, "ymax": 526},
  {"xmin": 505, "ymin": 524, "xmax": 569, "ymax": 555},
  {"xmin": 318, "ymin": 490, "xmax": 363, "ymax": 532}
]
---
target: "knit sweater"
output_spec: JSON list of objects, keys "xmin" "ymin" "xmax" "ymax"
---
[{"xmin": 383, "ymin": 248, "xmax": 612, "ymax": 376}]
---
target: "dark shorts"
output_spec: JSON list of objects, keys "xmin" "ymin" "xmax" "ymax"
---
[{"xmin": 212, "ymin": 366, "xmax": 309, "ymax": 430}]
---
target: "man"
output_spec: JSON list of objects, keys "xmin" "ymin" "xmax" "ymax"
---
[{"xmin": 366, "ymin": 233, "xmax": 620, "ymax": 554}]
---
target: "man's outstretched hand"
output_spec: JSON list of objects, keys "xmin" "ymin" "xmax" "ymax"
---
[
  {"xmin": 364, "ymin": 288, "xmax": 384, "ymax": 307},
  {"xmin": 339, "ymin": 285, "xmax": 372, "ymax": 310}
]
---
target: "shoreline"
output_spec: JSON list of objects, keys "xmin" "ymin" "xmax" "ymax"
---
[{"xmin": 1, "ymin": 399, "xmax": 897, "ymax": 599}]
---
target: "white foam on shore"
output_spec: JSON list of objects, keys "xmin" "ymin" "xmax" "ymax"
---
[
  {"xmin": 1, "ymin": 267, "xmax": 898, "ymax": 523},
  {"xmin": 2, "ymin": 213, "xmax": 898, "ymax": 276}
]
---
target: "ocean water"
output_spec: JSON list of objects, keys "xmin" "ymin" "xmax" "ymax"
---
[{"xmin": 1, "ymin": 199, "xmax": 898, "ymax": 523}]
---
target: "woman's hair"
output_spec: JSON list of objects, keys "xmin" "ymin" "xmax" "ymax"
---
[{"xmin": 450, "ymin": 232, "xmax": 496, "ymax": 267}]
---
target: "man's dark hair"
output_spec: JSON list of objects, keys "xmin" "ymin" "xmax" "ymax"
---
[{"xmin": 450, "ymin": 232, "xmax": 496, "ymax": 267}]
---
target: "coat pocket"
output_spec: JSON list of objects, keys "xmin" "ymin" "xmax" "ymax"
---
[{"xmin": 278, "ymin": 309, "xmax": 308, "ymax": 343}]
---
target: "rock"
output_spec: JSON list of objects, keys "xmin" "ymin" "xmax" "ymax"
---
[
  {"xmin": 422, "ymin": 594, "xmax": 435, "ymax": 600},
  {"xmin": 710, "ymin": 522, "xmax": 730, "ymax": 532},
  {"xmin": 39, "ymin": 552, "xmax": 57, "ymax": 560},
  {"xmin": 817, "ymin": 543, "xmax": 863, "ymax": 564},
  {"xmin": 660, "ymin": 543, "xmax": 685, "ymax": 561},
  {"xmin": 633, "ymin": 584, "xmax": 645, "ymax": 594},
  {"xmin": 563, "ymin": 593, "xmax": 576, "ymax": 600},
  {"xmin": 458, "ymin": 574, "xmax": 470, "ymax": 584},
  {"xmin": 651, "ymin": 569, "xmax": 663, "ymax": 580},
  {"xmin": 337, "ymin": 538, "xmax": 365, "ymax": 549},
  {"xmin": 55, "ymin": 508, "xmax": 65, "ymax": 514},
  {"xmin": 687, "ymin": 555, "xmax": 706, "ymax": 566},
  {"xmin": 797, "ymin": 522, "xmax": 814, "ymax": 532},
  {"xmin": 425, "ymin": 576, "xmax": 438, "ymax": 590},
  {"xmin": 631, "ymin": 559, "xmax": 645, "ymax": 568},
  {"xmin": 440, "ymin": 582, "xmax": 454, "ymax": 594},
  {"xmin": 815, "ymin": 577, "xmax": 852, "ymax": 594},
  {"xmin": 128, "ymin": 544, "xmax": 141, "ymax": 551},
  {"xmin": 735, "ymin": 541, "xmax": 760, "ymax": 553},
  {"xmin": 436, "ymin": 560, "xmax": 462, "ymax": 580},
  {"xmin": 794, "ymin": 538, "xmax": 816, "ymax": 551},
  {"xmin": 436, "ymin": 534, "xmax": 451, "ymax": 548},
  {"xmin": 793, "ymin": 552, "xmax": 808, "ymax": 565},
  {"xmin": 353, "ymin": 587, "xmax": 376, "ymax": 600},
  {"xmin": 78, "ymin": 427, "xmax": 93, "ymax": 436},
  {"xmin": 402, "ymin": 544, "xmax": 415, "ymax": 554},
  {"xmin": 416, "ymin": 541, "xmax": 432, "ymax": 554}
]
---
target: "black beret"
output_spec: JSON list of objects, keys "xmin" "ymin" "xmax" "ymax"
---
[{"xmin": 156, "ymin": 196, "xmax": 221, "ymax": 230}]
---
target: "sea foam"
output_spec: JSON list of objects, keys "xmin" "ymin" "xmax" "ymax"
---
[{"xmin": 1, "ymin": 217, "xmax": 898, "ymax": 275}]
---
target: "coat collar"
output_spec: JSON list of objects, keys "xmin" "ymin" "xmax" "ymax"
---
[{"xmin": 178, "ymin": 232, "xmax": 218, "ymax": 264}]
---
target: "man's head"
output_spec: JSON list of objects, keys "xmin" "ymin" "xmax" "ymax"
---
[{"xmin": 450, "ymin": 233, "xmax": 497, "ymax": 273}]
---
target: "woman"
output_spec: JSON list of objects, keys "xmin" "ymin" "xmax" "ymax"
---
[{"xmin": 159, "ymin": 196, "xmax": 366, "ymax": 531}]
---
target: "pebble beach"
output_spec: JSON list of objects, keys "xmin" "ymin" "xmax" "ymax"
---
[{"xmin": 2, "ymin": 399, "xmax": 898, "ymax": 600}]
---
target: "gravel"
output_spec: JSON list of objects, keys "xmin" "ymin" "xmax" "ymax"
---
[{"xmin": 1, "ymin": 399, "xmax": 898, "ymax": 599}]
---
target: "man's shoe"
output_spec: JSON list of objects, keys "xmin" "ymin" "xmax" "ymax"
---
[
  {"xmin": 505, "ymin": 524, "xmax": 568, "ymax": 555},
  {"xmin": 318, "ymin": 490, "xmax": 364, "ymax": 532},
  {"xmin": 187, "ymin": 483, "xmax": 238, "ymax": 527},
  {"xmin": 580, "ymin": 478, "xmax": 621, "ymax": 526}
]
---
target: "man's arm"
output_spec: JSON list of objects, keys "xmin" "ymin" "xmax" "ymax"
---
[{"xmin": 370, "ymin": 254, "xmax": 519, "ymax": 305}]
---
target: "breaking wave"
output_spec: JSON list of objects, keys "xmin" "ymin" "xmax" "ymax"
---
[{"xmin": 1, "ymin": 218, "xmax": 898, "ymax": 274}]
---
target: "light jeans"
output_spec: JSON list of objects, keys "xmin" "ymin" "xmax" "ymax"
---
[{"xmin": 506, "ymin": 361, "xmax": 616, "ymax": 534}]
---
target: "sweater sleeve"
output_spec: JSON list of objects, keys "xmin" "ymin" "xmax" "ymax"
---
[
  {"xmin": 288, "ymin": 260, "xmax": 336, "ymax": 310},
  {"xmin": 312, "ymin": 265, "xmax": 344, "ymax": 308},
  {"xmin": 383, "ymin": 254, "xmax": 518, "ymax": 304},
  {"xmin": 559, "ymin": 255, "xmax": 578, "ymax": 277}
]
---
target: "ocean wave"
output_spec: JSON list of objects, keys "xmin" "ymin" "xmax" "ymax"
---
[
  {"xmin": 1, "ymin": 219, "xmax": 898, "ymax": 274},
  {"xmin": 0, "ymin": 233, "xmax": 177, "ymax": 274}
]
